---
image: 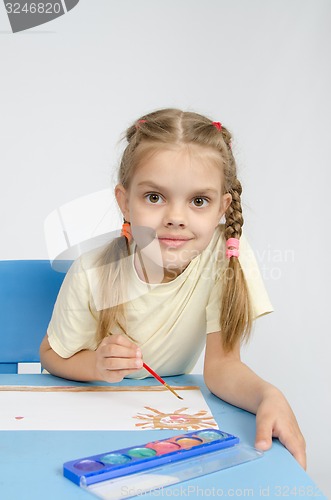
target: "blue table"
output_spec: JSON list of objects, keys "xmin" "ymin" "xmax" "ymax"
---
[{"xmin": 0, "ymin": 374, "xmax": 326, "ymax": 499}]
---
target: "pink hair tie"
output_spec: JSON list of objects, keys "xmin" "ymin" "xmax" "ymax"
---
[
  {"xmin": 212, "ymin": 121, "xmax": 222, "ymax": 131},
  {"xmin": 135, "ymin": 119, "xmax": 147, "ymax": 128},
  {"xmin": 226, "ymin": 238, "xmax": 240, "ymax": 259}
]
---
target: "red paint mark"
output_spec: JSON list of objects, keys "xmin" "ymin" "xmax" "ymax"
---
[{"xmin": 15, "ymin": 416, "xmax": 24, "ymax": 420}]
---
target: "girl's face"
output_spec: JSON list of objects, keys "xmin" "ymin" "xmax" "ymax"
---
[{"xmin": 116, "ymin": 145, "xmax": 231, "ymax": 283}]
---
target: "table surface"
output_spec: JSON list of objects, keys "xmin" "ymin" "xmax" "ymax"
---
[{"xmin": 0, "ymin": 374, "xmax": 326, "ymax": 499}]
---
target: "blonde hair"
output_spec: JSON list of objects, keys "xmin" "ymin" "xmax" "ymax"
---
[{"xmin": 96, "ymin": 108, "xmax": 252, "ymax": 351}]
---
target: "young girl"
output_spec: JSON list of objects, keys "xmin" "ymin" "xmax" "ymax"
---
[{"xmin": 40, "ymin": 108, "xmax": 306, "ymax": 469}]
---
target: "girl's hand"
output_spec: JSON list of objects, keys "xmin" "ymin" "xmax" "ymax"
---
[
  {"xmin": 255, "ymin": 388, "xmax": 306, "ymax": 470},
  {"xmin": 94, "ymin": 334, "xmax": 143, "ymax": 383}
]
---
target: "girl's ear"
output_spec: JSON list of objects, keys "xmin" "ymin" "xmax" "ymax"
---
[
  {"xmin": 220, "ymin": 193, "xmax": 232, "ymax": 218},
  {"xmin": 115, "ymin": 184, "xmax": 130, "ymax": 222}
]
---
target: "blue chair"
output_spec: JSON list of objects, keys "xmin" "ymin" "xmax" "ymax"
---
[{"xmin": 0, "ymin": 261, "xmax": 66, "ymax": 374}]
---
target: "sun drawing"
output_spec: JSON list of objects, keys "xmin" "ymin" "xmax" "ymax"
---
[{"xmin": 133, "ymin": 406, "xmax": 217, "ymax": 430}]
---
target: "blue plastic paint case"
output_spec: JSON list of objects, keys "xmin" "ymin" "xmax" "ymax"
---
[{"xmin": 63, "ymin": 429, "xmax": 239, "ymax": 486}]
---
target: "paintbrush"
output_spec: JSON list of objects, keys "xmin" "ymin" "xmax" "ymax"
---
[{"xmin": 143, "ymin": 362, "xmax": 183, "ymax": 400}]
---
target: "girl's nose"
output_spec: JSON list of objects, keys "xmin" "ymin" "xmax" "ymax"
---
[{"xmin": 163, "ymin": 206, "xmax": 187, "ymax": 228}]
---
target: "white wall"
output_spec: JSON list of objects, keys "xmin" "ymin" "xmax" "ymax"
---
[{"xmin": 1, "ymin": 0, "xmax": 330, "ymax": 496}]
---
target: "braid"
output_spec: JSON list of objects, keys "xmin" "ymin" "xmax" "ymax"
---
[
  {"xmin": 225, "ymin": 180, "xmax": 244, "ymax": 240},
  {"xmin": 220, "ymin": 126, "xmax": 232, "ymax": 149},
  {"xmin": 220, "ymin": 176, "xmax": 252, "ymax": 351}
]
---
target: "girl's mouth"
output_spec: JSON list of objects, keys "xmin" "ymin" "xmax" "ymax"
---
[{"xmin": 158, "ymin": 238, "xmax": 191, "ymax": 248}]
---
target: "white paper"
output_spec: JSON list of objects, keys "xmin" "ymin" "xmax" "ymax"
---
[{"xmin": 0, "ymin": 387, "xmax": 218, "ymax": 431}]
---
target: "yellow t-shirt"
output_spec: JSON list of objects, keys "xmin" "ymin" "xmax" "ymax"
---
[{"xmin": 47, "ymin": 225, "xmax": 273, "ymax": 378}]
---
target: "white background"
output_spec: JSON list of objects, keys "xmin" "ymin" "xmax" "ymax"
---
[{"xmin": 0, "ymin": 0, "xmax": 330, "ymax": 496}]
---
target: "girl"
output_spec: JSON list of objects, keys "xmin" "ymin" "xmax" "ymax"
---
[{"xmin": 40, "ymin": 108, "xmax": 306, "ymax": 469}]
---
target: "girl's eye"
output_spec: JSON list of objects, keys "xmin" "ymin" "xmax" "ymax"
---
[
  {"xmin": 146, "ymin": 193, "xmax": 163, "ymax": 204},
  {"xmin": 192, "ymin": 197, "xmax": 209, "ymax": 207}
]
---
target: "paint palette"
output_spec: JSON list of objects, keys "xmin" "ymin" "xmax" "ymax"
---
[
  {"xmin": 63, "ymin": 429, "xmax": 263, "ymax": 498},
  {"xmin": 64, "ymin": 429, "xmax": 237, "ymax": 486}
]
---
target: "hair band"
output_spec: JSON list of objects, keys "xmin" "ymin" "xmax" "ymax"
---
[
  {"xmin": 138, "ymin": 119, "xmax": 147, "ymax": 123},
  {"xmin": 212, "ymin": 121, "xmax": 222, "ymax": 131},
  {"xmin": 226, "ymin": 237, "xmax": 239, "ymax": 259},
  {"xmin": 135, "ymin": 119, "xmax": 147, "ymax": 128},
  {"xmin": 121, "ymin": 220, "xmax": 132, "ymax": 242}
]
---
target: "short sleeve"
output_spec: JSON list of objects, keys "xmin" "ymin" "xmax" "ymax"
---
[
  {"xmin": 239, "ymin": 234, "xmax": 274, "ymax": 319},
  {"xmin": 47, "ymin": 257, "xmax": 99, "ymax": 358},
  {"xmin": 206, "ymin": 234, "xmax": 273, "ymax": 334}
]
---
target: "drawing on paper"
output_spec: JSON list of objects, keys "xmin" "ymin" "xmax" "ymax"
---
[{"xmin": 133, "ymin": 406, "xmax": 217, "ymax": 430}]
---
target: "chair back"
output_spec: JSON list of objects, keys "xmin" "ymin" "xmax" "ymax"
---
[{"xmin": 0, "ymin": 260, "xmax": 66, "ymax": 373}]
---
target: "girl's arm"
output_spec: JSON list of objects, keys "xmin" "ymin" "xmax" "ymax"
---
[
  {"xmin": 203, "ymin": 331, "xmax": 306, "ymax": 469},
  {"xmin": 40, "ymin": 334, "xmax": 143, "ymax": 383}
]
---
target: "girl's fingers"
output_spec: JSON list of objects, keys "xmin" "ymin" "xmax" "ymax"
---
[
  {"xmin": 276, "ymin": 429, "xmax": 307, "ymax": 470},
  {"xmin": 100, "ymin": 343, "xmax": 141, "ymax": 360},
  {"xmin": 255, "ymin": 396, "xmax": 307, "ymax": 470},
  {"xmin": 102, "ymin": 355, "xmax": 143, "ymax": 371},
  {"xmin": 95, "ymin": 334, "xmax": 143, "ymax": 382},
  {"xmin": 255, "ymin": 413, "xmax": 273, "ymax": 451},
  {"xmin": 99, "ymin": 334, "xmax": 141, "ymax": 359}
]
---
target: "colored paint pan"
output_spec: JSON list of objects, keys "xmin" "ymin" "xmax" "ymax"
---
[{"xmin": 145, "ymin": 441, "xmax": 181, "ymax": 455}]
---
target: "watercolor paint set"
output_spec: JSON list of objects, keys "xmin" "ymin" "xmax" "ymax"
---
[{"xmin": 63, "ymin": 429, "xmax": 263, "ymax": 499}]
